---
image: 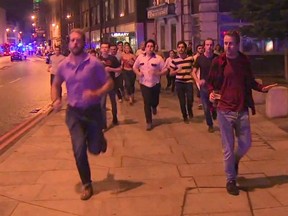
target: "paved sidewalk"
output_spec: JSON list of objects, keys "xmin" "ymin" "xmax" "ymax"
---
[{"xmin": 0, "ymin": 88, "xmax": 288, "ymax": 216}]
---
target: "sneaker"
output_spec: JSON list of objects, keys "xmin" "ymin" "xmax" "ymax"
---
[
  {"xmin": 152, "ymin": 107, "xmax": 157, "ymax": 115},
  {"xmin": 81, "ymin": 184, "xmax": 93, "ymax": 200},
  {"xmin": 146, "ymin": 123, "xmax": 152, "ymax": 131},
  {"xmin": 183, "ymin": 118, "xmax": 189, "ymax": 124},
  {"xmin": 226, "ymin": 180, "xmax": 239, "ymax": 196},
  {"xmin": 208, "ymin": 126, "xmax": 215, "ymax": 133}
]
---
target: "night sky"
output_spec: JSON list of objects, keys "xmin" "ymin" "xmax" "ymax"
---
[{"xmin": 0, "ymin": 0, "xmax": 33, "ymax": 27}]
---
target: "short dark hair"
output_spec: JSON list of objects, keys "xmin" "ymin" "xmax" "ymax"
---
[
  {"xmin": 90, "ymin": 49, "xmax": 96, "ymax": 54},
  {"xmin": 101, "ymin": 41, "xmax": 110, "ymax": 48},
  {"xmin": 225, "ymin": 30, "xmax": 240, "ymax": 44},
  {"xmin": 70, "ymin": 28, "xmax": 85, "ymax": 43},
  {"xmin": 116, "ymin": 41, "xmax": 123, "ymax": 45},
  {"xmin": 110, "ymin": 43, "xmax": 117, "ymax": 48},
  {"xmin": 196, "ymin": 44, "xmax": 203, "ymax": 50},
  {"xmin": 203, "ymin": 38, "xmax": 214, "ymax": 46},
  {"xmin": 177, "ymin": 41, "xmax": 187, "ymax": 49},
  {"xmin": 145, "ymin": 39, "xmax": 156, "ymax": 48}
]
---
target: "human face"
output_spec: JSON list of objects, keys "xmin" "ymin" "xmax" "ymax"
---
[
  {"xmin": 69, "ymin": 32, "xmax": 85, "ymax": 56},
  {"xmin": 145, "ymin": 42, "xmax": 154, "ymax": 55},
  {"xmin": 124, "ymin": 45, "xmax": 131, "ymax": 54},
  {"xmin": 197, "ymin": 46, "xmax": 204, "ymax": 54},
  {"xmin": 224, "ymin": 35, "xmax": 239, "ymax": 58},
  {"xmin": 177, "ymin": 43, "xmax": 186, "ymax": 55},
  {"xmin": 169, "ymin": 51, "xmax": 175, "ymax": 58},
  {"xmin": 100, "ymin": 44, "xmax": 109, "ymax": 56},
  {"xmin": 117, "ymin": 43, "xmax": 123, "ymax": 52},
  {"xmin": 204, "ymin": 40, "xmax": 213, "ymax": 54},
  {"xmin": 110, "ymin": 46, "xmax": 117, "ymax": 55}
]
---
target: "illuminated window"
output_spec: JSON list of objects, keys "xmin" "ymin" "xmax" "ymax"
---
[
  {"xmin": 110, "ymin": 0, "xmax": 115, "ymax": 19},
  {"xmin": 119, "ymin": 0, "xmax": 125, "ymax": 17},
  {"xmin": 128, "ymin": 0, "xmax": 135, "ymax": 13}
]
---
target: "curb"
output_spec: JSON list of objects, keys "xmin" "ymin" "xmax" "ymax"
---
[{"xmin": 0, "ymin": 103, "xmax": 53, "ymax": 155}]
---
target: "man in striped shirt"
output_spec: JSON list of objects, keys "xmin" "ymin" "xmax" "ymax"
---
[{"xmin": 170, "ymin": 41, "xmax": 195, "ymax": 123}]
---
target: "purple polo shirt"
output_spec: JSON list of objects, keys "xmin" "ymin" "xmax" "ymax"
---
[{"xmin": 56, "ymin": 53, "xmax": 108, "ymax": 108}]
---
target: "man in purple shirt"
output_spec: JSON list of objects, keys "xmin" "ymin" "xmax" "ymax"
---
[
  {"xmin": 51, "ymin": 28, "xmax": 113, "ymax": 200},
  {"xmin": 207, "ymin": 30, "xmax": 277, "ymax": 196}
]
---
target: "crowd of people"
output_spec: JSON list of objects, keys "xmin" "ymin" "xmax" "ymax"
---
[{"xmin": 49, "ymin": 28, "xmax": 277, "ymax": 200}]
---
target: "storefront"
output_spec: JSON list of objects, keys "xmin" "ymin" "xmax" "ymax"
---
[{"xmin": 102, "ymin": 32, "xmax": 136, "ymax": 51}]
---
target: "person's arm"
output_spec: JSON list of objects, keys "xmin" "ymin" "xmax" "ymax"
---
[
  {"xmin": 132, "ymin": 56, "xmax": 143, "ymax": 76},
  {"xmin": 51, "ymin": 71, "xmax": 64, "ymax": 112}
]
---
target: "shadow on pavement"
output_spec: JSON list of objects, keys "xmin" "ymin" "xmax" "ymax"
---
[
  {"xmin": 75, "ymin": 173, "xmax": 144, "ymax": 195},
  {"xmin": 238, "ymin": 175, "xmax": 288, "ymax": 192}
]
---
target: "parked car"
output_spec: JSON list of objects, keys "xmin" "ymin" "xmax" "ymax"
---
[{"xmin": 11, "ymin": 51, "xmax": 23, "ymax": 61}]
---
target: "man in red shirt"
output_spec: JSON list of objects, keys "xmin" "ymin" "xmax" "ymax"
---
[{"xmin": 207, "ymin": 30, "xmax": 277, "ymax": 196}]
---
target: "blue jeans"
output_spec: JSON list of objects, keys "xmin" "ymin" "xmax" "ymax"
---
[
  {"xmin": 101, "ymin": 89, "xmax": 117, "ymax": 128},
  {"xmin": 200, "ymin": 87, "xmax": 213, "ymax": 127},
  {"xmin": 217, "ymin": 110, "xmax": 251, "ymax": 182},
  {"xmin": 65, "ymin": 104, "xmax": 105, "ymax": 185},
  {"xmin": 175, "ymin": 82, "xmax": 194, "ymax": 119}
]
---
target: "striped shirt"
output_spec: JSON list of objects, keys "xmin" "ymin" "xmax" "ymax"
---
[{"xmin": 171, "ymin": 56, "xmax": 194, "ymax": 83}]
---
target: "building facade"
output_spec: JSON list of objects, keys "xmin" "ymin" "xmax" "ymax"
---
[
  {"xmin": 0, "ymin": 7, "xmax": 6, "ymax": 44},
  {"xmin": 79, "ymin": 0, "xmax": 154, "ymax": 52}
]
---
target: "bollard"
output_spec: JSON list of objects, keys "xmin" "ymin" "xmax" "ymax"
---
[
  {"xmin": 253, "ymin": 78, "xmax": 265, "ymax": 104},
  {"xmin": 266, "ymin": 86, "xmax": 288, "ymax": 118}
]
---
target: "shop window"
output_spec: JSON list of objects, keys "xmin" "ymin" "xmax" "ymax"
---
[
  {"xmin": 160, "ymin": 25, "xmax": 165, "ymax": 50},
  {"xmin": 190, "ymin": 0, "xmax": 200, "ymax": 14},
  {"xmin": 104, "ymin": 0, "xmax": 109, "ymax": 21},
  {"xmin": 128, "ymin": 0, "xmax": 135, "ymax": 13},
  {"xmin": 110, "ymin": 0, "xmax": 115, "ymax": 19},
  {"xmin": 171, "ymin": 24, "xmax": 176, "ymax": 49},
  {"xmin": 119, "ymin": 0, "xmax": 125, "ymax": 17}
]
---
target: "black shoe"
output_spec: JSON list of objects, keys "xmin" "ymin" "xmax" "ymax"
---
[
  {"xmin": 183, "ymin": 118, "xmax": 189, "ymax": 124},
  {"xmin": 81, "ymin": 184, "xmax": 93, "ymax": 200},
  {"xmin": 211, "ymin": 110, "xmax": 217, "ymax": 120},
  {"xmin": 208, "ymin": 126, "xmax": 215, "ymax": 133},
  {"xmin": 152, "ymin": 107, "xmax": 157, "ymax": 115},
  {"xmin": 101, "ymin": 138, "xmax": 107, "ymax": 153},
  {"xmin": 188, "ymin": 111, "xmax": 194, "ymax": 119},
  {"xmin": 226, "ymin": 180, "xmax": 239, "ymax": 196},
  {"xmin": 146, "ymin": 123, "xmax": 152, "ymax": 131}
]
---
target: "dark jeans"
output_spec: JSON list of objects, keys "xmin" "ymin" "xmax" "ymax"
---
[
  {"xmin": 101, "ymin": 89, "xmax": 117, "ymax": 128},
  {"xmin": 175, "ymin": 82, "xmax": 194, "ymax": 119},
  {"xmin": 200, "ymin": 87, "xmax": 213, "ymax": 126},
  {"xmin": 51, "ymin": 74, "xmax": 62, "ymax": 98},
  {"xmin": 114, "ymin": 74, "xmax": 124, "ymax": 100},
  {"xmin": 65, "ymin": 104, "xmax": 105, "ymax": 185},
  {"xmin": 140, "ymin": 83, "xmax": 161, "ymax": 123},
  {"xmin": 123, "ymin": 69, "xmax": 136, "ymax": 96}
]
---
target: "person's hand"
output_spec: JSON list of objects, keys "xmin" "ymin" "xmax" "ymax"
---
[
  {"xmin": 52, "ymin": 99, "xmax": 62, "ymax": 112},
  {"xmin": 262, "ymin": 83, "xmax": 278, "ymax": 92},
  {"xmin": 199, "ymin": 79, "xmax": 206, "ymax": 86},
  {"xmin": 105, "ymin": 67, "xmax": 111, "ymax": 73},
  {"xmin": 209, "ymin": 91, "xmax": 221, "ymax": 103}
]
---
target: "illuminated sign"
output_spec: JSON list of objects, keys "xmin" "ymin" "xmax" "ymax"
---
[
  {"xmin": 111, "ymin": 32, "xmax": 129, "ymax": 37},
  {"xmin": 147, "ymin": 3, "xmax": 176, "ymax": 19}
]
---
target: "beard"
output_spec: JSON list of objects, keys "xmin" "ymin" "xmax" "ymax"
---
[{"xmin": 70, "ymin": 45, "xmax": 84, "ymax": 56}]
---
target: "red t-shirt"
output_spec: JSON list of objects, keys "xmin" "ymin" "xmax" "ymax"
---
[{"xmin": 218, "ymin": 57, "xmax": 247, "ymax": 112}]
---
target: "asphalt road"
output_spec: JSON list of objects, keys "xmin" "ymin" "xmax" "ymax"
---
[{"xmin": 0, "ymin": 56, "xmax": 51, "ymax": 136}]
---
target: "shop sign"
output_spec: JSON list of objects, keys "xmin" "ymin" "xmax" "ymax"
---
[
  {"xmin": 111, "ymin": 32, "xmax": 129, "ymax": 37},
  {"xmin": 147, "ymin": 3, "xmax": 175, "ymax": 19}
]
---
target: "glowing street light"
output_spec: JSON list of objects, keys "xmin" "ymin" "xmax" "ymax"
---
[
  {"xmin": 66, "ymin": 14, "xmax": 71, "ymax": 19},
  {"xmin": 31, "ymin": 15, "xmax": 36, "ymax": 20}
]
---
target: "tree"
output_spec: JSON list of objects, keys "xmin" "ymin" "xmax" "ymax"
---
[{"xmin": 232, "ymin": 0, "xmax": 288, "ymax": 39}]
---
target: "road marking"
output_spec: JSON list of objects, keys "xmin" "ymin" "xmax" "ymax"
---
[{"xmin": 9, "ymin": 78, "xmax": 21, "ymax": 84}]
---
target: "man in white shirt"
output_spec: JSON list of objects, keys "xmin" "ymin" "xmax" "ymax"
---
[
  {"xmin": 48, "ymin": 46, "xmax": 65, "ymax": 99},
  {"xmin": 133, "ymin": 39, "xmax": 165, "ymax": 130}
]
